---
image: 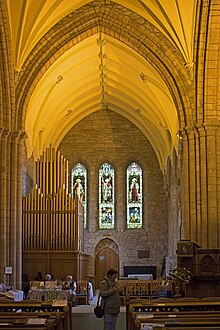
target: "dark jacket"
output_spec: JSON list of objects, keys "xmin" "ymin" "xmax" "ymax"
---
[{"xmin": 99, "ymin": 276, "xmax": 120, "ymax": 314}]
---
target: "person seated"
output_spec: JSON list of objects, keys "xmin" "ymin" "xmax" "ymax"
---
[
  {"xmin": 44, "ymin": 274, "xmax": 57, "ymax": 289},
  {"xmin": 22, "ymin": 274, "xmax": 30, "ymax": 299},
  {"xmin": 63, "ymin": 275, "xmax": 76, "ymax": 303},
  {"xmin": 45, "ymin": 273, "xmax": 52, "ymax": 281},
  {"xmin": 0, "ymin": 283, "xmax": 6, "ymax": 293},
  {"xmin": 34, "ymin": 271, "xmax": 43, "ymax": 281},
  {"xmin": 64, "ymin": 275, "xmax": 76, "ymax": 292}
]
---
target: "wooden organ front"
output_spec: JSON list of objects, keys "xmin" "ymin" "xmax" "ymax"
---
[{"xmin": 22, "ymin": 146, "xmax": 88, "ymax": 281}]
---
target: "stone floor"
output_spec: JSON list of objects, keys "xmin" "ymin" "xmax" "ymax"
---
[{"xmin": 71, "ymin": 293, "xmax": 126, "ymax": 329}]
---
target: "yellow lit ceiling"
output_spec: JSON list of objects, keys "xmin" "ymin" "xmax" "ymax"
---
[{"xmin": 6, "ymin": 0, "xmax": 196, "ymax": 168}]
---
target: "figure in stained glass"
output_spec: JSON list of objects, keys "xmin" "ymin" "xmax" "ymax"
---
[
  {"xmin": 72, "ymin": 163, "xmax": 87, "ymax": 228},
  {"xmin": 102, "ymin": 177, "xmax": 112, "ymax": 203},
  {"xmin": 129, "ymin": 206, "xmax": 140, "ymax": 224},
  {"xmin": 73, "ymin": 178, "xmax": 84, "ymax": 201},
  {"xmin": 101, "ymin": 207, "xmax": 113, "ymax": 224},
  {"xmin": 130, "ymin": 177, "xmax": 139, "ymax": 202},
  {"xmin": 127, "ymin": 162, "xmax": 142, "ymax": 229},
  {"xmin": 99, "ymin": 163, "xmax": 114, "ymax": 229}
]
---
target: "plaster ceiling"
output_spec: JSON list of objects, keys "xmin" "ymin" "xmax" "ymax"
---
[{"xmin": 6, "ymin": 0, "xmax": 197, "ymax": 168}]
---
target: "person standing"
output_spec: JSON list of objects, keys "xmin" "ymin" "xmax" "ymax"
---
[{"xmin": 99, "ymin": 268, "xmax": 124, "ymax": 330}]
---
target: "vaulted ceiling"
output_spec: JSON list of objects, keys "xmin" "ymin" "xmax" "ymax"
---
[{"xmin": 6, "ymin": 0, "xmax": 196, "ymax": 168}]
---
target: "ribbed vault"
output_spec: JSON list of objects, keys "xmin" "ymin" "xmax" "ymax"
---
[{"xmin": 11, "ymin": 0, "xmax": 195, "ymax": 168}]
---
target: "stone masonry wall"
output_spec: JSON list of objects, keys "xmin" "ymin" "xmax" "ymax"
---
[{"xmin": 58, "ymin": 109, "xmax": 168, "ymax": 277}]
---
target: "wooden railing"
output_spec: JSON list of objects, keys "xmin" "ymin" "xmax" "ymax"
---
[{"xmin": 118, "ymin": 279, "xmax": 175, "ymax": 303}]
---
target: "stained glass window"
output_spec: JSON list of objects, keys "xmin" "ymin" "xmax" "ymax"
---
[
  {"xmin": 127, "ymin": 162, "xmax": 142, "ymax": 228},
  {"xmin": 72, "ymin": 163, "xmax": 87, "ymax": 228},
  {"xmin": 99, "ymin": 163, "xmax": 114, "ymax": 229}
]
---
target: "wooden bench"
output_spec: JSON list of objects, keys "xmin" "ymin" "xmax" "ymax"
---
[
  {"xmin": 0, "ymin": 301, "xmax": 71, "ymax": 330},
  {"xmin": 126, "ymin": 297, "xmax": 220, "ymax": 330},
  {"xmin": 0, "ymin": 312, "xmax": 64, "ymax": 330},
  {"xmin": 0, "ymin": 318, "xmax": 56, "ymax": 330}
]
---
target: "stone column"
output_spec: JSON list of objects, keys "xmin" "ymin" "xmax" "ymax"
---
[
  {"xmin": 16, "ymin": 132, "xmax": 26, "ymax": 289},
  {"xmin": 181, "ymin": 126, "xmax": 195, "ymax": 241},
  {"xmin": 0, "ymin": 128, "xmax": 10, "ymax": 283},
  {"xmin": 181, "ymin": 122, "xmax": 220, "ymax": 249},
  {"xmin": 203, "ymin": 122, "xmax": 220, "ymax": 248},
  {"xmin": 197, "ymin": 125, "xmax": 208, "ymax": 247},
  {"xmin": 10, "ymin": 131, "xmax": 20, "ymax": 288},
  {"xmin": 10, "ymin": 131, "xmax": 26, "ymax": 289}
]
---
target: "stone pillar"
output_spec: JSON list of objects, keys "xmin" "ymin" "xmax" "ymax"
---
[
  {"xmin": 16, "ymin": 132, "xmax": 26, "ymax": 289},
  {"xmin": 181, "ymin": 122, "xmax": 220, "ymax": 249},
  {"xmin": 203, "ymin": 122, "xmax": 220, "ymax": 248},
  {"xmin": 197, "ymin": 125, "xmax": 208, "ymax": 247},
  {"xmin": 0, "ymin": 129, "xmax": 25, "ymax": 289},
  {"xmin": 181, "ymin": 126, "xmax": 195, "ymax": 241},
  {"xmin": 10, "ymin": 131, "xmax": 20, "ymax": 289},
  {"xmin": 0, "ymin": 128, "xmax": 10, "ymax": 283}
]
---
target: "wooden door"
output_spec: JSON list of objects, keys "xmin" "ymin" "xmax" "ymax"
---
[{"xmin": 95, "ymin": 247, "xmax": 119, "ymax": 288}]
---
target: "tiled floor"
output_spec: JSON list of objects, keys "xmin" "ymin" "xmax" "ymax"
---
[{"xmin": 71, "ymin": 294, "xmax": 126, "ymax": 329}]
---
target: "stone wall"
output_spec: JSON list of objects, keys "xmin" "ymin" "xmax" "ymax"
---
[{"xmin": 58, "ymin": 109, "xmax": 168, "ymax": 277}]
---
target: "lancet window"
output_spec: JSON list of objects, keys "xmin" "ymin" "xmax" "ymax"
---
[
  {"xmin": 72, "ymin": 163, "xmax": 87, "ymax": 228},
  {"xmin": 99, "ymin": 163, "xmax": 114, "ymax": 229},
  {"xmin": 127, "ymin": 162, "xmax": 142, "ymax": 228}
]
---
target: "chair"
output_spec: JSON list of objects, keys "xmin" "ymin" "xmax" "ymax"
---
[
  {"xmin": 149, "ymin": 280, "xmax": 162, "ymax": 299},
  {"xmin": 117, "ymin": 280, "xmax": 126, "ymax": 305},
  {"xmin": 75, "ymin": 280, "xmax": 89, "ymax": 305},
  {"xmin": 30, "ymin": 281, "xmax": 40, "ymax": 289},
  {"xmin": 125, "ymin": 280, "xmax": 138, "ymax": 301},
  {"xmin": 138, "ymin": 280, "xmax": 151, "ymax": 299},
  {"xmin": 45, "ymin": 280, "xmax": 57, "ymax": 289}
]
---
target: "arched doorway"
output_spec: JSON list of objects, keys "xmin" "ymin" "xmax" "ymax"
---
[{"xmin": 95, "ymin": 239, "xmax": 119, "ymax": 288}]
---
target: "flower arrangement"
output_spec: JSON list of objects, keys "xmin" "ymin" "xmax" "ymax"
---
[{"xmin": 169, "ymin": 267, "xmax": 192, "ymax": 284}]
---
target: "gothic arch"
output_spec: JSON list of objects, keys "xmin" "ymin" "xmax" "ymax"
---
[
  {"xmin": 94, "ymin": 238, "xmax": 119, "ymax": 256},
  {"xmin": 15, "ymin": 0, "xmax": 193, "ymax": 132}
]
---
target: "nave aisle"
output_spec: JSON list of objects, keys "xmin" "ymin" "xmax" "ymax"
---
[{"xmin": 72, "ymin": 293, "xmax": 126, "ymax": 330}]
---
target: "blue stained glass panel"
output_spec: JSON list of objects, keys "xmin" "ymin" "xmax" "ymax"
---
[{"xmin": 99, "ymin": 163, "xmax": 114, "ymax": 229}]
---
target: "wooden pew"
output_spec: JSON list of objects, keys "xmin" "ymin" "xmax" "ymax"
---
[
  {"xmin": 0, "ymin": 301, "xmax": 71, "ymax": 330},
  {"xmin": 0, "ymin": 312, "xmax": 64, "ymax": 330},
  {"xmin": 126, "ymin": 297, "xmax": 220, "ymax": 330},
  {"xmin": 0, "ymin": 318, "xmax": 55, "ymax": 330},
  {"xmin": 131, "ymin": 312, "xmax": 220, "ymax": 330}
]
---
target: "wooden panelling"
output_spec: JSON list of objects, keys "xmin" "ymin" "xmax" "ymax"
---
[{"xmin": 23, "ymin": 251, "xmax": 89, "ymax": 282}]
